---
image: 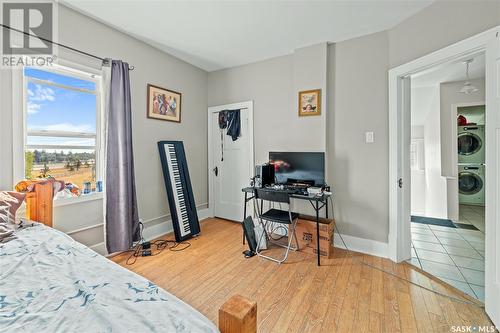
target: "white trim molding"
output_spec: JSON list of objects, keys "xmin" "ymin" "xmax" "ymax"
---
[
  {"xmin": 90, "ymin": 242, "xmax": 107, "ymax": 255},
  {"xmin": 134, "ymin": 207, "xmax": 211, "ymax": 251},
  {"xmin": 334, "ymin": 233, "xmax": 389, "ymax": 259}
]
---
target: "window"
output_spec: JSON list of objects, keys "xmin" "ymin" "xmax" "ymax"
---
[
  {"xmin": 23, "ymin": 66, "xmax": 102, "ymax": 197},
  {"xmin": 410, "ymin": 139, "xmax": 424, "ymax": 171}
]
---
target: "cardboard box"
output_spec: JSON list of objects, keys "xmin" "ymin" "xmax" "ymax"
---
[{"xmin": 293, "ymin": 217, "xmax": 335, "ymax": 258}]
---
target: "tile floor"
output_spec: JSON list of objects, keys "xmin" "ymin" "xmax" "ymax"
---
[
  {"xmin": 408, "ymin": 205, "xmax": 485, "ymax": 301},
  {"xmin": 458, "ymin": 204, "xmax": 485, "ymax": 232}
]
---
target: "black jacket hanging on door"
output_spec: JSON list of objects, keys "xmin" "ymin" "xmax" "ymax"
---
[{"xmin": 218, "ymin": 109, "xmax": 241, "ymax": 161}]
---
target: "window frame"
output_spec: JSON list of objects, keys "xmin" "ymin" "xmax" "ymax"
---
[
  {"xmin": 18, "ymin": 64, "xmax": 104, "ymax": 204},
  {"xmin": 410, "ymin": 138, "xmax": 425, "ymax": 172}
]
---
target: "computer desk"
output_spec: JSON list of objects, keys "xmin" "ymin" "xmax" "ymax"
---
[{"xmin": 241, "ymin": 187, "xmax": 332, "ymax": 266}]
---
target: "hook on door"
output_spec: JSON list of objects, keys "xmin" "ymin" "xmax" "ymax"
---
[{"xmin": 213, "ymin": 166, "xmax": 218, "ymax": 177}]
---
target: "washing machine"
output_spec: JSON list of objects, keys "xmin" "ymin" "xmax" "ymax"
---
[
  {"xmin": 458, "ymin": 125, "xmax": 485, "ymax": 164},
  {"xmin": 458, "ymin": 164, "xmax": 485, "ymax": 206}
]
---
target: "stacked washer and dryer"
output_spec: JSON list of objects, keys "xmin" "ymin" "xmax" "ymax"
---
[{"xmin": 458, "ymin": 115, "xmax": 485, "ymax": 206}]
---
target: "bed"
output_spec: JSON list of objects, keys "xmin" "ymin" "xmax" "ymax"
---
[
  {"xmin": 1, "ymin": 182, "xmax": 256, "ymax": 333},
  {"xmin": 0, "ymin": 222, "xmax": 220, "ymax": 332}
]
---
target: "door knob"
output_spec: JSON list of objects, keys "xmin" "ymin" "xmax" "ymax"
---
[{"xmin": 213, "ymin": 166, "xmax": 218, "ymax": 176}]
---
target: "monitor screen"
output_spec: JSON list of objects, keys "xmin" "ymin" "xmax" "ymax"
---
[{"xmin": 269, "ymin": 151, "xmax": 325, "ymax": 186}]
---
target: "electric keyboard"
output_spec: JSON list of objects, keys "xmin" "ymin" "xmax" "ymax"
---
[{"xmin": 158, "ymin": 141, "xmax": 200, "ymax": 242}]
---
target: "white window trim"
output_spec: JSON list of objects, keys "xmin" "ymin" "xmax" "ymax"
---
[
  {"xmin": 410, "ymin": 138, "xmax": 425, "ymax": 172},
  {"xmin": 13, "ymin": 64, "xmax": 105, "ymax": 206}
]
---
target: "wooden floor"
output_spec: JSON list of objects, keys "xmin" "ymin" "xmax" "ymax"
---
[{"xmin": 112, "ymin": 218, "xmax": 492, "ymax": 332}]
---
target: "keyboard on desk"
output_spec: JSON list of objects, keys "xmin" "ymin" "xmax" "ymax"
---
[{"xmin": 264, "ymin": 184, "xmax": 310, "ymax": 196}]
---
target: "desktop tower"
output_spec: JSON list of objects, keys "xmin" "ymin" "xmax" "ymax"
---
[{"xmin": 255, "ymin": 164, "xmax": 275, "ymax": 188}]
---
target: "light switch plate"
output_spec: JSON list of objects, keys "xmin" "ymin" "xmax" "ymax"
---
[{"xmin": 365, "ymin": 131, "xmax": 374, "ymax": 143}]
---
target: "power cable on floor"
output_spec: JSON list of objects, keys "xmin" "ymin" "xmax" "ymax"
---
[{"xmin": 123, "ymin": 222, "xmax": 191, "ymax": 265}]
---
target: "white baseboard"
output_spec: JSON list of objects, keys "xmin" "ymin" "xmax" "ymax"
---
[
  {"xmin": 333, "ymin": 233, "xmax": 389, "ymax": 259},
  {"xmin": 142, "ymin": 220, "xmax": 173, "ymax": 241},
  {"xmin": 90, "ymin": 206, "xmax": 388, "ymax": 260},
  {"xmin": 142, "ymin": 207, "xmax": 210, "ymax": 241},
  {"xmin": 90, "ymin": 211, "xmax": 389, "ymax": 260},
  {"xmin": 197, "ymin": 208, "xmax": 211, "ymax": 220},
  {"xmin": 90, "ymin": 242, "xmax": 107, "ymax": 256},
  {"xmin": 197, "ymin": 211, "xmax": 389, "ymax": 259},
  {"xmin": 92, "ymin": 206, "xmax": 210, "ymax": 256}
]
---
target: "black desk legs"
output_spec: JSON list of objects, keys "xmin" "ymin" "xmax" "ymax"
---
[
  {"xmin": 242, "ymin": 192, "xmax": 247, "ymax": 245},
  {"xmin": 241, "ymin": 187, "xmax": 329, "ymax": 267},
  {"xmin": 326, "ymin": 200, "xmax": 329, "ymax": 219},
  {"xmin": 316, "ymin": 200, "xmax": 320, "ymax": 266}
]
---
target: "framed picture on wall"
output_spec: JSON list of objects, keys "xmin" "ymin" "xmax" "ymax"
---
[
  {"xmin": 298, "ymin": 89, "xmax": 321, "ymax": 117},
  {"xmin": 147, "ymin": 84, "xmax": 182, "ymax": 122}
]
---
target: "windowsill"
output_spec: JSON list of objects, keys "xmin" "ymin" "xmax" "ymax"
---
[
  {"xmin": 53, "ymin": 192, "xmax": 104, "ymax": 207},
  {"xmin": 16, "ymin": 192, "xmax": 104, "ymax": 218}
]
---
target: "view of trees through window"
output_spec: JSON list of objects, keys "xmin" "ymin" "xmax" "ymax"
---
[
  {"xmin": 24, "ymin": 67, "xmax": 99, "ymax": 191},
  {"xmin": 25, "ymin": 150, "xmax": 96, "ymax": 186}
]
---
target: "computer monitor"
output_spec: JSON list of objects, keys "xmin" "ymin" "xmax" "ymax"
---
[{"xmin": 269, "ymin": 151, "xmax": 325, "ymax": 186}]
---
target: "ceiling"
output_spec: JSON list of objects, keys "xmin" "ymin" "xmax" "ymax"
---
[
  {"xmin": 61, "ymin": 0, "xmax": 434, "ymax": 71},
  {"xmin": 412, "ymin": 53, "xmax": 485, "ymax": 88},
  {"xmin": 411, "ymin": 53, "xmax": 485, "ymax": 126}
]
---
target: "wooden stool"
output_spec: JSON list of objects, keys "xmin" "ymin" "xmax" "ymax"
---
[{"xmin": 218, "ymin": 294, "xmax": 256, "ymax": 333}]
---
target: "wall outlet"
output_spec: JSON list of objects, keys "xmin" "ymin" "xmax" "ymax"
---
[{"xmin": 365, "ymin": 131, "xmax": 374, "ymax": 143}]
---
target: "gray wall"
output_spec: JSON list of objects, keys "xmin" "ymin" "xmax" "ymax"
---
[
  {"xmin": 422, "ymin": 87, "xmax": 447, "ymax": 220},
  {"xmin": 208, "ymin": 54, "xmax": 294, "ymax": 164},
  {"xmin": 2, "ymin": 0, "xmax": 498, "ymax": 248},
  {"xmin": 293, "ymin": 43, "xmax": 328, "ymax": 152},
  {"xmin": 388, "ymin": 0, "xmax": 500, "ymax": 68},
  {"xmin": 0, "ymin": 5, "xmax": 209, "ymax": 252},
  {"xmin": 208, "ymin": 43, "xmax": 328, "ymax": 218},
  {"xmin": 328, "ymin": 32, "xmax": 390, "ymax": 243},
  {"xmin": 410, "ymin": 86, "xmax": 447, "ymax": 220},
  {"xmin": 208, "ymin": 44, "xmax": 327, "ymax": 164}
]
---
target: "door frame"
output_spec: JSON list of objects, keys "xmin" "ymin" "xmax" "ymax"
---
[
  {"xmin": 389, "ymin": 25, "xmax": 500, "ymax": 324},
  {"xmin": 207, "ymin": 101, "xmax": 254, "ymax": 219}
]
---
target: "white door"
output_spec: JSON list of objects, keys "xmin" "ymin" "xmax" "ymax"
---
[
  {"xmin": 209, "ymin": 103, "xmax": 253, "ymax": 222},
  {"xmin": 485, "ymin": 30, "xmax": 500, "ymax": 327}
]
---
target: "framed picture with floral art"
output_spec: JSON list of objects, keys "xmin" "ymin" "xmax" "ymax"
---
[{"xmin": 298, "ymin": 89, "xmax": 321, "ymax": 117}]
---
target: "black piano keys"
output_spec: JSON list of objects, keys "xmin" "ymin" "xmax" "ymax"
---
[{"xmin": 158, "ymin": 141, "xmax": 200, "ymax": 242}]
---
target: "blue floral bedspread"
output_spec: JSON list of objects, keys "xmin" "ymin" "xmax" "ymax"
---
[{"xmin": 0, "ymin": 223, "xmax": 219, "ymax": 333}]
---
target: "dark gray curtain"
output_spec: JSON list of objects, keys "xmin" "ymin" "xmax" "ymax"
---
[{"xmin": 105, "ymin": 60, "xmax": 140, "ymax": 253}]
